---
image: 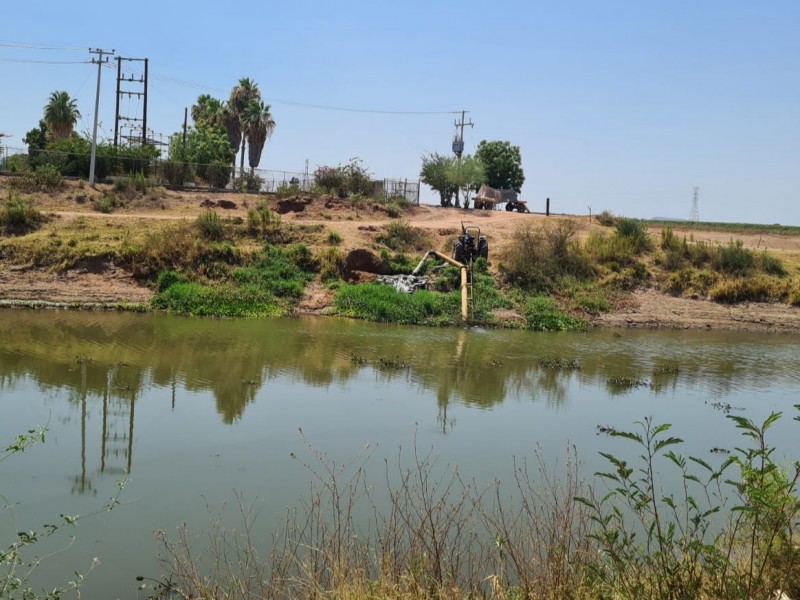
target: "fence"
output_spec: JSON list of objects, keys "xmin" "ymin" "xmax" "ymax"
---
[{"xmin": 0, "ymin": 146, "xmax": 420, "ymax": 203}]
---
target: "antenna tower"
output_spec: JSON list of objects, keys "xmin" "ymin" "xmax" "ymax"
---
[{"xmin": 690, "ymin": 187, "xmax": 700, "ymax": 222}]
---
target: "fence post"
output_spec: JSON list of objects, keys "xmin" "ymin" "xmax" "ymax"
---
[{"xmin": 546, "ymin": 197, "xmax": 550, "ymax": 216}]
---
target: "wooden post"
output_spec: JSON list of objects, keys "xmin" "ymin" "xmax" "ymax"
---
[{"xmin": 546, "ymin": 197, "xmax": 550, "ymax": 216}]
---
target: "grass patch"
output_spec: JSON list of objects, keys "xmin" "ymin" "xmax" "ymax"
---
[
  {"xmin": 334, "ymin": 282, "xmax": 457, "ymax": 325},
  {"xmin": 522, "ymin": 296, "xmax": 587, "ymax": 332},
  {"xmin": 152, "ymin": 281, "xmax": 282, "ymax": 317}
]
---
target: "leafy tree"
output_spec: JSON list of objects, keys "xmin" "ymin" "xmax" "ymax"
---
[
  {"xmin": 168, "ymin": 124, "xmax": 234, "ymax": 184},
  {"xmin": 420, "ymin": 152, "xmax": 457, "ymax": 207},
  {"xmin": 475, "ymin": 140, "xmax": 525, "ymax": 193},
  {"xmin": 23, "ymin": 120, "xmax": 48, "ymax": 153},
  {"xmin": 43, "ymin": 91, "xmax": 81, "ymax": 140},
  {"xmin": 447, "ymin": 155, "xmax": 485, "ymax": 209}
]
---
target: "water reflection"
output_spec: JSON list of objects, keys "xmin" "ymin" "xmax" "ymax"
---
[{"xmin": 2, "ymin": 309, "xmax": 800, "ymax": 490}]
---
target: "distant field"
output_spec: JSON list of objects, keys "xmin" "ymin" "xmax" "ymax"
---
[{"xmin": 642, "ymin": 219, "xmax": 800, "ymax": 236}]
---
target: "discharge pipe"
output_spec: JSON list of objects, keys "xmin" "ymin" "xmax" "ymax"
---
[{"xmin": 412, "ymin": 250, "xmax": 469, "ymax": 321}]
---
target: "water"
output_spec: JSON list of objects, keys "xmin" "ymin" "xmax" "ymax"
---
[{"xmin": 1, "ymin": 309, "xmax": 798, "ymax": 598}]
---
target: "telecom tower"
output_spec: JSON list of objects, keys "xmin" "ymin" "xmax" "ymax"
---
[{"xmin": 690, "ymin": 187, "xmax": 700, "ymax": 222}]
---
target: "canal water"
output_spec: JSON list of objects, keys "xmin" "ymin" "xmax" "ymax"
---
[{"xmin": 1, "ymin": 309, "xmax": 798, "ymax": 598}]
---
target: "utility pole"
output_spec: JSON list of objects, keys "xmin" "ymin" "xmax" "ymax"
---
[
  {"xmin": 89, "ymin": 47, "xmax": 114, "ymax": 186},
  {"xmin": 451, "ymin": 110, "xmax": 474, "ymax": 207}
]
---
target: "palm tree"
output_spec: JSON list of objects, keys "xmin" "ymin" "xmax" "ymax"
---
[
  {"xmin": 43, "ymin": 91, "xmax": 81, "ymax": 139},
  {"xmin": 191, "ymin": 94, "xmax": 224, "ymax": 127},
  {"xmin": 227, "ymin": 78, "xmax": 261, "ymax": 183},
  {"xmin": 242, "ymin": 101, "xmax": 276, "ymax": 174}
]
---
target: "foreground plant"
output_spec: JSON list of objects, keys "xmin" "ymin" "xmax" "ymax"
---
[{"xmin": 1, "ymin": 427, "xmax": 127, "ymax": 599}]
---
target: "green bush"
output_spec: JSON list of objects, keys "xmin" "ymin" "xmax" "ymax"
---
[
  {"xmin": 317, "ymin": 247, "xmax": 346, "ymax": 281},
  {"xmin": 93, "ymin": 192, "xmax": 118, "ymax": 214},
  {"xmin": 708, "ymin": 275, "xmax": 785, "ymax": 304}
]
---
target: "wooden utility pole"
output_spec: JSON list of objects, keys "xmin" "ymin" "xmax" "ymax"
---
[{"xmin": 89, "ymin": 47, "xmax": 114, "ymax": 186}]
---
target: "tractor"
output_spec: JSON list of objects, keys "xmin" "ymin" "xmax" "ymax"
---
[{"xmin": 453, "ymin": 222, "xmax": 488, "ymax": 264}]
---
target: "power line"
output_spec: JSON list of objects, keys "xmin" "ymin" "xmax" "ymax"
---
[
  {"xmin": 149, "ymin": 73, "xmax": 460, "ymax": 115},
  {"xmin": 0, "ymin": 40, "xmax": 86, "ymax": 51},
  {"xmin": 0, "ymin": 56, "xmax": 89, "ymax": 64}
]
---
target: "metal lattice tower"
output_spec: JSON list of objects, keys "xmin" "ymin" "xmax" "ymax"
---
[
  {"xmin": 690, "ymin": 187, "xmax": 700, "ymax": 222},
  {"xmin": 113, "ymin": 57, "xmax": 148, "ymax": 147}
]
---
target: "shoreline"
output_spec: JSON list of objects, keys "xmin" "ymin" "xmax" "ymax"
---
[{"xmin": 3, "ymin": 277, "xmax": 800, "ymax": 334}]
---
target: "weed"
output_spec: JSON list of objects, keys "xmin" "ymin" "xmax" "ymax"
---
[
  {"xmin": 196, "ymin": 209, "xmax": 224, "ymax": 241},
  {"xmin": 326, "ymin": 229, "xmax": 342, "ymax": 246},
  {"xmin": 335, "ymin": 282, "xmax": 457, "ymax": 325},
  {"xmin": 615, "ymin": 217, "xmax": 651, "ymax": 253},
  {"xmin": 759, "ymin": 250, "xmax": 786, "ymax": 276}
]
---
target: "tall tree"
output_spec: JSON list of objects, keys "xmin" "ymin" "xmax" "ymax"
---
[
  {"xmin": 43, "ymin": 91, "xmax": 81, "ymax": 140},
  {"xmin": 420, "ymin": 152, "xmax": 457, "ymax": 207},
  {"xmin": 228, "ymin": 77, "xmax": 261, "ymax": 184},
  {"xmin": 242, "ymin": 100, "xmax": 276, "ymax": 174},
  {"xmin": 447, "ymin": 155, "xmax": 485, "ymax": 209},
  {"xmin": 475, "ymin": 140, "xmax": 525, "ymax": 193}
]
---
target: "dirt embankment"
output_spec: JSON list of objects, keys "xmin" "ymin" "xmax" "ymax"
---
[{"xmin": 2, "ymin": 179, "xmax": 800, "ymax": 333}]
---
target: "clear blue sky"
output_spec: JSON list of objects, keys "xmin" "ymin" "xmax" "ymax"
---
[{"xmin": 1, "ymin": 1, "xmax": 798, "ymax": 223}]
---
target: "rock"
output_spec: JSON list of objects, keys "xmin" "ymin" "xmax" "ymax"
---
[
  {"xmin": 344, "ymin": 249, "xmax": 387, "ymax": 275},
  {"xmin": 217, "ymin": 199, "xmax": 238, "ymax": 209},
  {"xmin": 200, "ymin": 199, "xmax": 217, "ymax": 208},
  {"xmin": 275, "ymin": 195, "xmax": 313, "ymax": 214}
]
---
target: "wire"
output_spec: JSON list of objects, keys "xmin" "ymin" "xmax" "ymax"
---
[
  {"xmin": 0, "ymin": 40, "xmax": 85, "ymax": 51},
  {"xmin": 0, "ymin": 56, "xmax": 90, "ymax": 64},
  {"xmin": 150, "ymin": 73, "xmax": 460, "ymax": 115}
]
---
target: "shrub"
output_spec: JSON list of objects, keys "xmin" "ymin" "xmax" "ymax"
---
[
  {"xmin": 93, "ymin": 192, "xmax": 118, "ymax": 213},
  {"xmin": 235, "ymin": 171, "xmax": 263, "ymax": 193},
  {"xmin": 596, "ymin": 210, "xmax": 615, "ymax": 226},
  {"xmin": 10, "ymin": 163, "xmax": 63, "ymax": 192},
  {"xmin": 711, "ymin": 239, "xmax": 754, "ymax": 275},
  {"xmin": 376, "ymin": 219, "xmax": 430, "ymax": 252},
  {"xmin": 708, "ymin": 275, "xmax": 785, "ymax": 304},
  {"xmin": 385, "ymin": 202, "xmax": 401, "ymax": 218},
  {"xmin": 160, "ymin": 160, "xmax": 194, "ymax": 186},
  {"xmin": 759, "ymin": 250, "xmax": 785, "ymax": 276},
  {"xmin": 153, "ymin": 281, "xmax": 281, "ymax": 317},
  {"xmin": 317, "ymin": 247, "xmax": 346, "ymax": 281},
  {"xmin": 502, "ymin": 221, "xmax": 593, "ymax": 292},
  {"xmin": 206, "ymin": 161, "xmax": 231, "ymax": 189},
  {"xmin": 196, "ymin": 210, "xmax": 224, "ymax": 240},
  {"xmin": 615, "ymin": 218, "xmax": 650, "ymax": 253},
  {"xmin": 0, "ymin": 190, "xmax": 44, "ymax": 234},
  {"xmin": 585, "ymin": 231, "xmax": 638, "ymax": 266}
]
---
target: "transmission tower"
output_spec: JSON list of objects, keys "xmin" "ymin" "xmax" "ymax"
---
[
  {"xmin": 113, "ymin": 57, "xmax": 149, "ymax": 146},
  {"xmin": 690, "ymin": 187, "xmax": 700, "ymax": 222}
]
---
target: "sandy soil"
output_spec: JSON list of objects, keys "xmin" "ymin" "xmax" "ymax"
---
[{"xmin": 2, "ymin": 179, "xmax": 800, "ymax": 332}]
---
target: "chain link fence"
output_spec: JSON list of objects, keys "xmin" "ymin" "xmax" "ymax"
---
[{"xmin": 0, "ymin": 146, "xmax": 419, "ymax": 203}]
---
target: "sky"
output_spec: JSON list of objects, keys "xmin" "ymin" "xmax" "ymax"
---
[{"xmin": 1, "ymin": 1, "xmax": 798, "ymax": 224}]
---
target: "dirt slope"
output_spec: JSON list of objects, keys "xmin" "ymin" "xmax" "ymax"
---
[{"xmin": 2, "ymin": 179, "xmax": 800, "ymax": 332}]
